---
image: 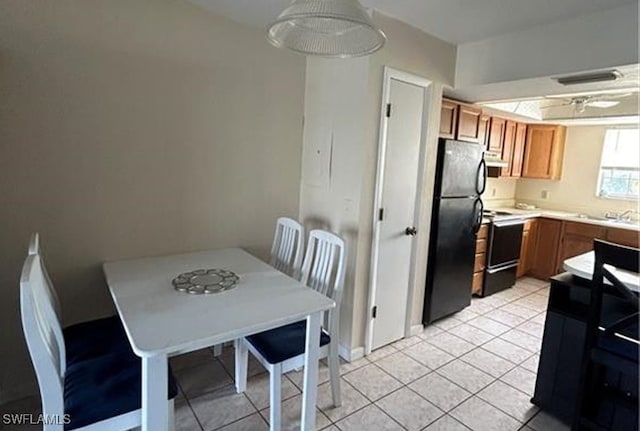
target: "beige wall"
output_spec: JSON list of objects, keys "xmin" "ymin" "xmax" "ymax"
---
[
  {"xmin": 484, "ymin": 177, "xmax": 518, "ymax": 208},
  {"xmin": 299, "ymin": 56, "xmax": 370, "ymax": 353},
  {"xmin": 0, "ymin": 0, "xmax": 305, "ymax": 403},
  {"xmin": 516, "ymin": 126, "xmax": 639, "ymax": 215},
  {"xmin": 300, "ymin": 11, "xmax": 457, "ymax": 354}
]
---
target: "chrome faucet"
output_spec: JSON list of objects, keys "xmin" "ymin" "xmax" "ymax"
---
[{"xmin": 605, "ymin": 209, "xmax": 636, "ymax": 221}]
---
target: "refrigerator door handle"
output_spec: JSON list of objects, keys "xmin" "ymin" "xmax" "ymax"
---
[
  {"xmin": 476, "ymin": 158, "xmax": 487, "ymax": 195},
  {"xmin": 472, "ymin": 198, "xmax": 484, "ymax": 234}
]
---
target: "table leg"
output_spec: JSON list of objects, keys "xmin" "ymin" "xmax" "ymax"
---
[
  {"xmin": 234, "ymin": 339, "xmax": 248, "ymax": 393},
  {"xmin": 300, "ymin": 312, "xmax": 321, "ymax": 431},
  {"xmin": 142, "ymin": 354, "xmax": 168, "ymax": 431}
]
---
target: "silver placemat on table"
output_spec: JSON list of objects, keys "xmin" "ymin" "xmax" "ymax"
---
[{"xmin": 172, "ymin": 269, "xmax": 239, "ymax": 294}]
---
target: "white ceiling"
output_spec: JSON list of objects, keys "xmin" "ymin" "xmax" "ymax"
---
[{"xmin": 188, "ymin": 0, "xmax": 637, "ymax": 44}]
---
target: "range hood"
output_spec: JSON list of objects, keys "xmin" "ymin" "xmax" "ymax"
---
[{"xmin": 484, "ymin": 151, "xmax": 508, "ymax": 168}]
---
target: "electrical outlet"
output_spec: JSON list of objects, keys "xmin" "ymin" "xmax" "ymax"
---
[{"xmin": 541, "ymin": 190, "xmax": 550, "ymax": 200}]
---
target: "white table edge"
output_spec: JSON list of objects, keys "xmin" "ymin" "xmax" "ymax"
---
[{"xmin": 102, "ymin": 248, "xmax": 335, "ymax": 431}]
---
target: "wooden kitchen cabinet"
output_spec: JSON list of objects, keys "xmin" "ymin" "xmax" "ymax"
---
[
  {"xmin": 500, "ymin": 120, "xmax": 517, "ymax": 177},
  {"xmin": 440, "ymin": 99, "xmax": 458, "ymax": 139},
  {"xmin": 517, "ymin": 219, "xmax": 537, "ymax": 277},
  {"xmin": 473, "ymin": 224, "xmax": 489, "ymax": 295},
  {"xmin": 488, "ymin": 117, "xmax": 506, "ymax": 153},
  {"xmin": 529, "ymin": 218, "xmax": 563, "ymax": 280},
  {"xmin": 522, "ymin": 125, "xmax": 566, "ymax": 179},
  {"xmin": 558, "ymin": 222, "xmax": 606, "ymax": 267},
  {"xmin": 606, "ymin": 227, "xmax": 640, "ymax": 248},
  {"xmin": 524, "ymin": 218, "xmax": 638, "ymax": 282},
  {"xmin": 511, "ymin": 122, "xmax": 527, "ymax": 178},
  {"xmin": 478, "ymin": 114, "xmax": 491, "ymax": 148},
  {"xmin": 456, "ymin": 103, "xmax": 483, "ymax": 143}
]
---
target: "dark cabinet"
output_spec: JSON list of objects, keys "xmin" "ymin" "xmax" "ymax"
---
[{"xmin": 533, "ymin": 274, "xmax": 638, "ymax": 428}]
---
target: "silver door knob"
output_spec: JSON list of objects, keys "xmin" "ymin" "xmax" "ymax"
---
[{"xmin": 405, "ymin": 227, "xmax": 418, "ymax": 236}]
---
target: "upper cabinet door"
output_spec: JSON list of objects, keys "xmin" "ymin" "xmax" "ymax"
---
[
  {"xmin": 500, "ymin": 120, "xmax": 517, "ymax": 177},
  {"xmin": 510, "ymin": 122, "xmax": 527, "ymax": 178},
  {"xmin": 522, "ymin": 125, "xmax": 566, "ymax": 179},
  {"xmin": 488, "ymin": 117, "xmax": 506, "ymax": 153},
  {"xmin": 456, "ymin": 104, "xmax": 482, "ymax": 144},
  {"xmin": 440, "ymin": 99, "xmax": 458, "ymax": 139},
  {"xmin": 478, "ymin": 114, "xmax": 491, "ymax": 149}
]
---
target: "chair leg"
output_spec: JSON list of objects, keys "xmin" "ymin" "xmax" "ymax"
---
[
  {"xmin": 269, "ymin": 364, "xmax": 282, "ymax": 431},
  {"xmin": 328, "ymin": 341, "xmax": 342, "ymax": 407},
  {"xmin": 213, "ymin": 344, "xmax": 223, "ymax": 357},
  {"xmin": 234, "ymin": 339, "xmax": 249, "ymax": 393}
]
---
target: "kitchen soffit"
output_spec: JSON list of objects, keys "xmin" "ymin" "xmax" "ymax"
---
[{"xmin": 187, "ymin": 0, "xmax": 637, "ymax": 44}]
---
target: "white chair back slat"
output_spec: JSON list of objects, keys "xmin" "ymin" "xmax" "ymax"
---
[
  {"xmin": 321, "ymin": 246, "xmax": 336, "ymax": 297},
  {"xmin": 300, "ymin": 230, "xmax": 346, "ymax": 334},
  {"xmin": 27, "ymin": 233, "xmax": 66, "ymax": 375},
  {"xmin": 28, "ymin": 233, "xmax": 62, "ymax": 320},
  {"xmin": 301, "ymin": 230, "xmax": 346, "ymax": 305},
  {"xmin": 270, "ymin": 218, "xmax": 304, "ymax": 278},
  {"xmin": 20, "ymin": 255, "xmax": 65, "ymax": 419}
]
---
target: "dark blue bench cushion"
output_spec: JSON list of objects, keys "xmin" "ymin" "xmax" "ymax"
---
[
  {"xmin": 246, "ymin": 320, "xmax": 330, "ymax": 364},
  {"xmin": 64, "ymin": 315, "xmax": 132, "ymax": 367},
  {"xmin": 64, "ymin": 353, "xmax": 178, "ymax": 430}
]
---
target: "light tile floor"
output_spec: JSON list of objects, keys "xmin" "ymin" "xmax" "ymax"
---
[{"xmin": 1, "ymin": 277, "xmax": 572, "ymax": 431}]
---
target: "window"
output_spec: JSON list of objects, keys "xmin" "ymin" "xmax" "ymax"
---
[{"xmin": 597, "ymin": 128, "xmax": 640, "ymax": 200}]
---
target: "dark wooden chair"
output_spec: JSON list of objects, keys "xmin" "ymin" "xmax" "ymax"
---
[{"xmin": 573, "ymin": 240, "xmax": 639, "ymax": 431}]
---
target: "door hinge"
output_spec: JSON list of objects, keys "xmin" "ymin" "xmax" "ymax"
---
[
  {"xmin": 378, "ymin": 208, "xmax": 384, "ymax": 221},
  {"xmin": 386, "ymin": 103, "xmax": 392, "ymax": 118},
  {"xmin": 372, "ymin": 306, "xmax": 378, "ymax": 319}
]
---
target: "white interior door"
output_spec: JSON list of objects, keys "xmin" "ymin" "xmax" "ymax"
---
[{"xmin": 370, "ymin": 77, "xmax": 425, "ymax": 350}]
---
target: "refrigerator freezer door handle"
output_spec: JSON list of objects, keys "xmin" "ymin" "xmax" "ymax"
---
[
  {"xmin": 473, "ymin": 198, "xmax": 484, "ymax": 234},
  {"xmin": 477, "ymin": 159, "xmax": 487, "ymax": 195}
]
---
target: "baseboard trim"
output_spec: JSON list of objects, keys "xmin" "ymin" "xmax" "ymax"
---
[
  {"xmin": 409, "ymin": 324, "xmax": 424, "ymax": 337},
  {"xmin": 339, "ymin": 344, "xmax": 365, "ymax": 362}
]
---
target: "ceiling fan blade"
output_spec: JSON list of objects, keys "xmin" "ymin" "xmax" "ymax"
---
[{"xmin": 540, "ymin": 102, "xmax": 573, "ymax": 110}]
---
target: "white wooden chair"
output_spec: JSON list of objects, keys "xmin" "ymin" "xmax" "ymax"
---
[
  {"xmin": 20, "ymin": 254, "xmax": 178, "ymax": 431},
  {"xmin": 269, "ymin": 217, "xmax": 305, "ymax": 278},
  {"xmin": 213, "ymin": 218, "xmax": 304, "ymax": 358},
  {"xmin": 25, "ymin": 233, "xmax": 131, "ymax": 370},
  {"xmin": 28, "ymin": 233, "xmax": 61, "ymax": 319},
  {"xmin": 235, "ymin": 229, "xmax": 345, "ymax": 429}
]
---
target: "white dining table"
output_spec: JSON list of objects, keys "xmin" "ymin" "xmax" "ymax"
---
[{"xmin": 103, "ymin": 248, "xmax": 335, "ymax": 431}]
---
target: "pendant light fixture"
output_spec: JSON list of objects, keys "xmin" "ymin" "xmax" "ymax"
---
[{"xmin": 267, "ymin": 0, "xmax": 386, "ymax": 58}]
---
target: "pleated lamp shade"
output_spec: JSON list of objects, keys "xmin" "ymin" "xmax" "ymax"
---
[{"xmin": 267, "ymin": 0, "xmax": 386, "ymax": 58}]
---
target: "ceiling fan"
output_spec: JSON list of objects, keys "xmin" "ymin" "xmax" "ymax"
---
[{"xmin": 542, "ymin": 93, "xmax": 633, "ymax": 114}]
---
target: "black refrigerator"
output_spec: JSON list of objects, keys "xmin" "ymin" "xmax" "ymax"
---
[{"xmin": 423, "ymin": 138, "xmax": 486, "ymax": 324}]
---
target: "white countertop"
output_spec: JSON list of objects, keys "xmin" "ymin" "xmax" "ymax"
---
[
  {"xmin": 563, "ymin": 251, "xmax": 640, "ymax": 292},
  {"xmin": 487, "ymin": 206, "xmax": 640, "ymax": 232}
]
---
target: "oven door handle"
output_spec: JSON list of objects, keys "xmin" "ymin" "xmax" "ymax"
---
[
  {"xmin": 473, "ymin": 198, "xmax": 484, "ymax": 234},
  {"xmin": 492, "ymin": 219, "xmax": 525, "ymax": 227}
]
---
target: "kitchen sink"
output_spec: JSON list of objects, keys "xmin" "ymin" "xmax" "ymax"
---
[{"xmin": 576, "ymin": 214, "xmax": 639, "ymax": 227}]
